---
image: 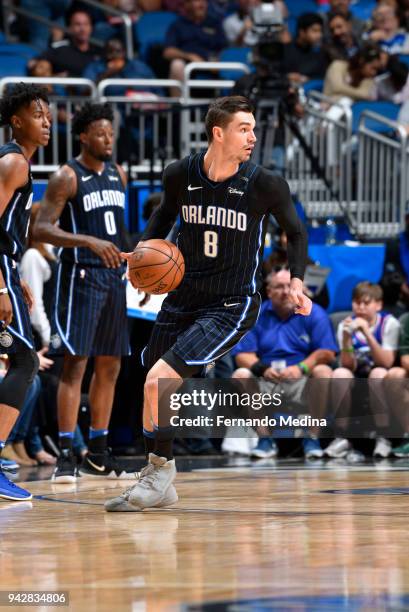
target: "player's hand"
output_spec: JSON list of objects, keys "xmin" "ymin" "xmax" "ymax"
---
[
  {"xmin": 0, "ymin": 293, "xmax": 13, "ymax": 326},
  {"xmin": 138, "ymin": 290, "xmax": 151, "ymax": 307},
  {"xmin": 289, "ymin": 278, "xmax": 312, "ymax": 316},
  {"xmin": 279, "ymin": 365, "xmax": 303, "ymax": 380},
  {"xmin": 86, "ymin": 237, "xmax": 122, "ymax": 268},
  {"xmin": 263, "ymin": 367, "xmax": 281, "ymax": 381},
  {"xmin": 20, "ymin": 280, "xmax": 34, "ymax": 313},
  {"xmin": 38, "ymin": 347, "xmax": 54, "ymax": 371}
]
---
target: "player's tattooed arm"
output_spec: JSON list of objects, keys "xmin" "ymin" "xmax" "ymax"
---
[{"xmin": 33, "ymin": 165, "xmax": 122, "ymax": 268}]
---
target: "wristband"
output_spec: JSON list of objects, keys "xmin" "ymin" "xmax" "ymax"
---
[
  {"xmin": 250, "ymin": 360, "xmax": 269, "ymax": 377},
  {"xmin": 0, "ymin": 287, "xmax": 8, "ymax": 295},
  {"xmin": 298, "ymin": 361, "xmax": 310, "ymax": 375},
  {"xmin": 341, "ymin": 347, "xmax": 354, "ymax": 353}
]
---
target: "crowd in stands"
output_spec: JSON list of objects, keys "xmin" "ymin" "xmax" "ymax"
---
[{"xmin": 2, "ymin": 0, "xmax": 409, "ymax": 468}]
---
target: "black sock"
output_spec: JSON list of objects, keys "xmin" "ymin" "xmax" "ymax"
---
[
  {"xmin": 88, "ymin": 433, "xmax": 108, "ymax": 454},
  {"xmin": 154, "ymin": 438, "xmax": 174, "ymax": 461},
  {"xmin": 59, "ymin": 433, "xmax": 74, "ymax": 452},
  {"xmin": 143, "ymin": 428, "xmax": 155, "ymax": 461}
]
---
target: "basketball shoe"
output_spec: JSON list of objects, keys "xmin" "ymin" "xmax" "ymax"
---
[
  {"xmin": 105, "ymin": 453, "xmax": 177, "ymax": 511},
  {"xmin": 52, "ymin": 449, "xmax": 78, "ymax": 483},
  {"xmin": 79, "ymin": 448, "xmax": 138, "ymax": 480},
  {"xmin": 0, "ymin": 469, "xmax": 32, "ymax": 501}
]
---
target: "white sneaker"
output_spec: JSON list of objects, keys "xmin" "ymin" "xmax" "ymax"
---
[
  {"xmin": 127, "ymin": 453, "xmax": 176, "ymax": 509},
  {"xmin": 373, "ymin": 437, "xmax": 392, "ymax": 458},
  {"xmin": 105, "ymin": 461, "xmax": 178, "ymax": 512},
  {"xmin": 324, "ymin": 437, "xmax": 351, "ymax": 458}
]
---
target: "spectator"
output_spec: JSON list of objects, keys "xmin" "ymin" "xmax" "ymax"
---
[
  {"xmin": 323, "ymin": 42, "xmax": 382, "ymax": 102},
  {"xmin": 43, "ymin": 8, "xmax": 100, "ymax": 77},
  {"xmin": 326, "ymin": 281, "xmax": 400, "ymax": 459},
  {"xmin": 368, "ymin": 2, "xmax": 409, "ymax": 54},
  {"xmin": 163, "ymin": 0, "xmax": 227, "ymax": 85},
  {"xmin": 325, "ymin": 11, "xmax": 361, "ymax": 62},
  {"xmin": 322, "ymin": 0, "xmax": 366, "ymax": 42},
  {"xmin": 375, "ymin": 53, "xmax": 409, "ymax": 102},
  {"xmin": 383, "ymin": 315, "xmax": 409, "ymax": 456},
  {"xmin": 223, "ymin": 0, "xmax": 260, "ymax": 48},
  {"xmin": 282, "ymin": 12, "xmax": 328, "ymax": 85},
  {"xmin": 83, "ymin": 38, "xmax": 156, "ymax": 85},
  {"xmin": 230, "ymin": 268, "xmax": 337, "ymax": 459}
]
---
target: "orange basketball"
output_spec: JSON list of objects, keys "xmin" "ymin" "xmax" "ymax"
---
[{"xmin": 128, "ymin": 239, "xmax": 185, "ymax": 294}]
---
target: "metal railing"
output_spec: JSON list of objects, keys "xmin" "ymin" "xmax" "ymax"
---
[
  {"xmin": 356, "ymin": 111, "xmax": 408, "ymax": 239},
  {"xmin": 0, "ymin": 77, "xmax": 97, "ymax": 172},
  {"xmin": 285, "ymin": 91, "xmax": 353, "ymax": 224}
]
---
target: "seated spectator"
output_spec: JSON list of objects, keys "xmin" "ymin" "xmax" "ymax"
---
[
  {"xmin": 230, "ymin": 268, "xmax": 337, "ymax": 460},
  {"xmin": 325, "ymin": 11, "xmax": 361, "ymax": 62},
  {"xmin": 163, "ymin": 0, "xmax": 227, "ymax": 85},
  {"xmin": 326, "ymin": 281, "xmax": 400, "ymax": 459},
  {"xmin": 223, "ymin": 0, "xmax": 260, "ymax": 47},
  {"xmin": 368, "ymin": 2, "xmax": 409, "ymax": 54},
  {"xmin": 43, "ymin": 7, "xmax": 100, "ymax": 77},
  {"xmin": 382, "ymin": 315, "xmax": 409, "ymax": 456},
  {"xmin": 322, "ymin": 0, "xmax": 366, "ymax": 43},
  {"xmin": 375, "ymin": 53, "xmax": 409, "ymax": 102},
  {"xmin": 282, "ymin": 12, "xmax": 328, "ymax": 85},
  {"xmin": 323, "ymin": 42, "xmax": 382, "ymax": 102},
  {"xmin": 83, "ymin": 37, "xmax": 156, "ymax": 85}
]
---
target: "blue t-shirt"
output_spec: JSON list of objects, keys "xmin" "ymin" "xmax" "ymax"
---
[
  {"xmin": 165, "ymin": 15, "xmax": 226, "ymax": 59},
  {"xmin": 232, "ymin": 300, "xmax": 338, "ymax": 366}
]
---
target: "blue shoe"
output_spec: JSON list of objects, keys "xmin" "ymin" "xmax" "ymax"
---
[
  {"xmin": 303, "ymin": 437, "xmax": 324, "ymax": 459},
  {"xmin": 251, "ymin": 438, "xmax": 278, "ymax": 458},
  {"xmin": 0, "ymin": 458, "xmax": 19, "ymax": 471},
  {"xmin": 0, "ymin": 470, "xmax": 32, "ymax": 501}
]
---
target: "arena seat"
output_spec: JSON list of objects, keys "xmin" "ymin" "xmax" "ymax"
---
[
  {"xmin": 352, "ymin": 101, "xmax": 400, "ymax": 133},
  {"xmin": 285, "ymin": 0, "xmax": 319, "ymax": 18},
  {"xmin": 135, "ymin": 11, "xmax": 178, "ymax": 62},
  {"xmin": 0, "ymin": 43, "xmax": 37, "ymax": 60},
  {"xmin": 0, "ymin": 54, "xmax": 27, "ymax": 77},
  {"xmin": 219, "ymin": 47, "xmax": 253, "ymax": 80}
]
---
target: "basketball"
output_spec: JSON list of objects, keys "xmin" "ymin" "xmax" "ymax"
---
[{"xmin": 128, "ymin": 239, "xmax": 185, "ymax": 294}]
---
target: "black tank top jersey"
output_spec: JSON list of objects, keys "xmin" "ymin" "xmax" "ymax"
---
[
  {"xmin": 59, "ymin": 159, "xmax": 126, "ymax": 266},
  {"xmin": 0, "ymin": 142, "xmax": 33, "ymax": 261},
  {"xmin": 141, "ymin": 153, "xmax": 308, "ymax": 297}
]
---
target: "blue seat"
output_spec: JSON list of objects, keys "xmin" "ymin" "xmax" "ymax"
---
[
  {"xmin": 285, "ymin": 0, "xmax": 318, "ymax": 18},
  {"xmin": 398, "ymin": 53, "xmax": 409, "ymax": 66},
  {"xmin": 135, "ymin": 11, "xmax": 178, "ymax": 61},
  {"xmin": 350, "ymin": 1, "xmax": 376, "ymax": 21},
  {"xmin": 303, "ymin": 78, "xmax": 324, "ymax": 94},
  {"xmin": 219, "ymin": 47, "xmax": 253, "ymax": 80},
  {"xmin": 0, "ymin": 54, "xmax": 27, "ymax": 77},
  {"xmin": 0, "ymin": 43, "xmax": 37, "ymax": 60},
  {"xmin": 0, "ymin": 31, "xmax": 5, "ymax": 44},
  {"xmin": 352, "ymin": 101, "xmax": 400, "ymax": 133}
]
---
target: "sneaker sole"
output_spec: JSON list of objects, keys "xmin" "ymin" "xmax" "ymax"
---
[
  {"xmin": 0, "ymin": 492, "xmax": 32, "ymax": 501},
  {"xmin": 251, "ymin": 451, "xmax": 278, "ymax": 458},
  {"xmin": 51, "ymin": 475, "xmax": 77, "ymax": 484},
  {"xmin": 78, "ymin": 470, "xmax": 138, "ymax": 480},
  {"xmin": 105, "ymin": 489, "xmax": 178, "ymax": 512}
]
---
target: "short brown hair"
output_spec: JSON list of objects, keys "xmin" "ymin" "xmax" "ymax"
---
[
  {"xmin": 205, "ymin": 96, "xmax": 254, "ymax": 142},
  {"xmin": 352, "ymin": 281, "xmax": 383, "ymax": 302}
]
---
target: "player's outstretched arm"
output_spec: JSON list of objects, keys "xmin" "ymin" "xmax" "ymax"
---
[
  {"xmin": 140, "ymin": 161, "xmax": 182, "ymax": 242},
  {"xmin": 33, "ymin": 166, "xmax": 122, "ymax": 268}
]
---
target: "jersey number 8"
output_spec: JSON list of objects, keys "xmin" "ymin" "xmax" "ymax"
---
[{"xmin": 204, "ymin": 230, "xmax": 218, "ymax": 258}]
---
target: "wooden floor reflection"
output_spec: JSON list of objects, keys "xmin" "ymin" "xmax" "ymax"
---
[{"xmin": 1, "ymin": 458, "xmax": 409, "ymax": 611}]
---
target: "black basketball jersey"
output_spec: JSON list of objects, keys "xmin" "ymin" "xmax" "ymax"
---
[
  {"xmin": 59, "ymin": 159, "xmax": 126, "ymax": 266},
  {"xmin": 0, "ymin": 142, "xmax": 33, "ymax": 261},
  {"xmin": 141, "ymin": 152, "xmax": 307, "ymax": 297}
]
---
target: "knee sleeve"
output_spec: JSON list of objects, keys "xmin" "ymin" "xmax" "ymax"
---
[{"xmin": 0, "ymin": 348, "xmax": 39, "ymax": 411}]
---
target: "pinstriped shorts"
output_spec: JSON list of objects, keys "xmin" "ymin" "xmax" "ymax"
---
[
  {"xmin": 0, "ymin": 255, "xmax": 34, "ymax": 353},
  {"xmin": 142, "ymin": 290, "xmax": 261, "ymax": 374},
  {"xmin": 50, "ymin": 262, "xmax": 130, "ymax": 357}
]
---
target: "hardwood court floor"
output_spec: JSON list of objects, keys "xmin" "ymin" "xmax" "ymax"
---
[{"xmin": 2, "ymin": 457, "xmax": 409, "ymax": 611}]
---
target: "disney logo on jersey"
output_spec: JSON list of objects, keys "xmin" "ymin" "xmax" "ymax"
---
[
  {"xmin": 108, "ymin": 176, "xmax": 119, "ymax": 182},
  {"xmin": 228, "ymin": 187, "xmax": 244, "ymax": 196}
]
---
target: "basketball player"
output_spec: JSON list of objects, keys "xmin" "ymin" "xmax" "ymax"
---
[
  {"xmin": 33, "ymin": 103, "xmax": 132, "ymax": 482},
  {"xmin": 105, "ymin": 96, "xmax": 312, "ymax": 512},
  {"xmin": 0, "ymin": 83, "xmax": 51, "ymax": 500}
]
